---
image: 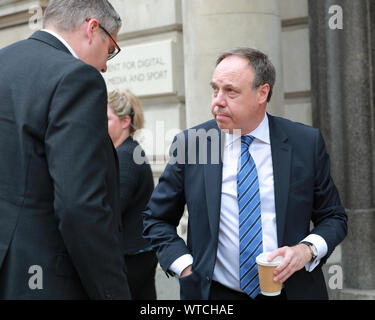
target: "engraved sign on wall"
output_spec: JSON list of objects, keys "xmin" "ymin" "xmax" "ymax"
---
[{"xmin": 103, "ymin": 40, "xmax": 174, "ymax": 97}]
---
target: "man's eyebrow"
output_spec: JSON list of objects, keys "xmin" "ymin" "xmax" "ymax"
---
[{"xmin": 210, "ymin": 81, "xmax": 239, "ymax": 90}]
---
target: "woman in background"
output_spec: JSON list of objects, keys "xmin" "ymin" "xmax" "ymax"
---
[{"xmin": 107, "ymin": 89, "xmax": 157, "ymax": 300}]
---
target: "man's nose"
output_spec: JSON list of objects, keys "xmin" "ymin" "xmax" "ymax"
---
[
  {"xmin": 101, "ymin": 64, "xmax": 107, "ymax": 73},
  {"xmin": 212, "ymin": 90, "xmax": 227, "ymax": 107}
]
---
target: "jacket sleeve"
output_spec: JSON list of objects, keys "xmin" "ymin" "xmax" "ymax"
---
[
  {"xmin": 310, "ymin": 129, "xmax": 348, "ymax": 261},
  {"xmin": 45, "ymin": 63, "xmax": 130, "ymax": 299},
  {"xmin": 142, "ymin": 133, "xmax": 190, "ymax": 273}
]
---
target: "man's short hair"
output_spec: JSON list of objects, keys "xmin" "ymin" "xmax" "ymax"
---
[
  {"xmin": 216, "ymin": 47, "xmax": 276, "ymax": 102},
  {"xmin": 43, "ymin": 0, "xmax": 121, "ymax": 35}
]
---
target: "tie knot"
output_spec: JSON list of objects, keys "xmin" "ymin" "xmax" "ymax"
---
[{"xmin": 241, "ymin": 135, "xmax": 255, "ymax": 148}]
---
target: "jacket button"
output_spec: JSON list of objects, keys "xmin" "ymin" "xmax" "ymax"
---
[{"xmin": 206, "ymin": 276, "xmax": 210, "ymax": 281}]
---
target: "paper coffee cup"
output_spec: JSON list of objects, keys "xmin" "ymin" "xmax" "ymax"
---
[{"xmin": 256, "ymin": 252, "xmax": 283, "ymax": 296}]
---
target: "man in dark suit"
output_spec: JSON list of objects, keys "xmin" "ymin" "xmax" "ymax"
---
[
  {"xmin": 0, "ymin": 0, "xmax": 130, "ymax": 299},
  {"xmin": 143, "ymin": 47, "xmax": 347, "ymax": 300}
]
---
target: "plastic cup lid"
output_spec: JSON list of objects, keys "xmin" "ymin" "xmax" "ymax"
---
[{"xmin": 256, "ymin": 252, "xmax": 283, "ymax": 266}]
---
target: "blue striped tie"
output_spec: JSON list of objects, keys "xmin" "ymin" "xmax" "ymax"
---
[{"xmin": 237, "ymin": 135, "xmax": 263, "ymax": 299}]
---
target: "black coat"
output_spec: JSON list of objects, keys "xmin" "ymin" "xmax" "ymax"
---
[
  {"xmin": 0, "ymin": 31, "xmax": 130, "ymax": 299},
  {"xmin": 116, "ymin": 137, "xmax": 154, "ymax": 254}
]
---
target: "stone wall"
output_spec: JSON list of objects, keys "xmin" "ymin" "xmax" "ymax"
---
[{"xmin": 309, "ymin": 0, "xmax": 375, "ymax": 299}]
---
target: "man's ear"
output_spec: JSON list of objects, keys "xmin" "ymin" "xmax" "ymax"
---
[
  {"xmin": 257, "ymin": 83, "xmax": 270, "ymax": 105},
  {"xmin": 121, "ymin": 115, "xmax": 131, "ymax": 130},
  {"xmin": 86, "ymin": 19, "xmax": 99, "ymax": 44}
]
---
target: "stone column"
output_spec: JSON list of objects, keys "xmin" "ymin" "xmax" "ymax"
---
[
  {"xmin": 182, "ymin": 0, "xmax": 285, "ymax": 127},
  {"xmin": 309, "ymin": 0, "xmax": 375, "ymax": 299}
]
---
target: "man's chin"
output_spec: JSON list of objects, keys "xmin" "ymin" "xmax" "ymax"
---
[
  {"xmin": 216, "ymin": 122, "xmax": 245, "ymax": 135},
  {"xmin": 215, "ymin": 121, "xmax": 234, "ymax": 134}
]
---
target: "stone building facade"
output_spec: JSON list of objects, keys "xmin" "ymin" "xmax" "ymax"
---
[{"xmin": 0, "ymin": 0, "xmax": 373, "ymax": 299}]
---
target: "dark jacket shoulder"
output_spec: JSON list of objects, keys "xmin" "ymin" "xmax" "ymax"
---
[{"xmin": 268, "ymin": 113, "xmax": 319, "ymax": 135}]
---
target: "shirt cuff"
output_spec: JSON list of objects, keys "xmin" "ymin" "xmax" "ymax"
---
[
  {"xmin": 169, "ymin": 254, "xmax": 194, "ymax": 278},
  {"xmin": 301, "ymin": 234, "xmax": 328, "ymax": 272}
]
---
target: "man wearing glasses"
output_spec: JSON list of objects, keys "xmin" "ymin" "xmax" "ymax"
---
[{"xmin": 0, "ymin": 0, "xmax": 129, "ymax": 299}]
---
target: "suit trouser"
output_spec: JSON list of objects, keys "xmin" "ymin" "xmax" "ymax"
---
[{"xmin": 125, "ymin": 250, "xmax": 158, "ymax": 300}]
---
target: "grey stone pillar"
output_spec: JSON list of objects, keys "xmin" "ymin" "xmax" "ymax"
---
[
  {"xmin": 309, "ymin": 0, "xmax": 375, "ymax": 299},
  {"xmin": 182, "ymin": 0, "xmax": 285, "ymax": 127}
]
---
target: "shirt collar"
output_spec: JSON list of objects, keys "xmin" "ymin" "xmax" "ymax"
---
[
  {"xmin": 41, "ymin": 29, "xmax": 78, "ymax": 59},
  {"xmin": 224, "ymin": 113, "xmax": 270, "ymax": 147}
]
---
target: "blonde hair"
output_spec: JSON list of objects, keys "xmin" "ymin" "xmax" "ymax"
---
[{"xmin": 108, "ymin": 89, "xmax": 144, "ymax": 136}]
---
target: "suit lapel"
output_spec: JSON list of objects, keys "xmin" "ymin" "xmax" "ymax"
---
[
  {"xmin": 268, "ymin": 114, "xmax": 292, "ymax": 247},
  {"xmin": 203, "ymin": 124, "xmax": 224, "ymax": 238}
]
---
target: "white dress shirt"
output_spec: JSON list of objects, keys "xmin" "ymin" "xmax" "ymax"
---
[
  {"xmin": 170, "ymin": 115, "xmax": 327, "ymax": 290},
  {"xmin": 41, "ymin": 29, "xmax": 79, "ymax": 59}
]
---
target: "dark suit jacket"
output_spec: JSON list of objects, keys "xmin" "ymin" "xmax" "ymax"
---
[
  {"xmin": 143, "ymin": 114, "xmax": 347, "ymax": 300},
  {"xmin": 0, "ymin": 31, "xmax": 130, "ymax": 299},
  {"xmin": 117, "ymin": 137, "xmax": 154, "ymax": 254}
]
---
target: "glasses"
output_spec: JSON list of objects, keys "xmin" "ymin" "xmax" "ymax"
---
[{"xmin": 85, "ymin": 18, "xmax": 121, "ymax": 61}]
